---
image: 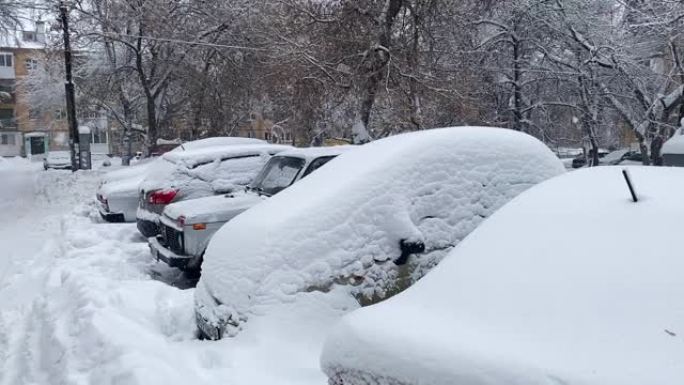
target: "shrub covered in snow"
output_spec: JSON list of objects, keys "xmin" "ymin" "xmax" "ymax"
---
[
  {"xmin": 195, "ymin": 126, "xmax": 565, "ymax": 338},
  {"xmin": 321, "ymin": 166, "xmax": 684, "ymax": 385}
]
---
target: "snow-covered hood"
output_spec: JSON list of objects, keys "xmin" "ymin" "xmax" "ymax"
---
[
  {"xmin": 163, "ymin": 190, "xmax": 265, "ymax": 224},
  {"xmin": 98, "ymin": 175, "xmax": 143, "ymax": 198}
]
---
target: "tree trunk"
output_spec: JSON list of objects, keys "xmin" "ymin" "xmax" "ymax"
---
[{"xmin": 356, "ymin": 0, "xmax": 404, "ymax": 137}]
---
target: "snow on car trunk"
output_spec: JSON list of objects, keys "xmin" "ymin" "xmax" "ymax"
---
[
  {"xmin": 197, "ymin": 126, "xmax": 565, "ymax": 337},
  {"xmin": 321, "ymin": 166, "xmax": 684, "ymax": 385}
]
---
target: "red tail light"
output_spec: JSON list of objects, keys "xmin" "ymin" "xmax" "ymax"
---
[{"xmin": 148, "ymin": 189, "xmax": 178, "ymax": 205}]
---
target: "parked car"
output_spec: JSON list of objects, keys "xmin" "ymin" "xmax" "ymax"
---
[
  {"xmin": 194, "ymin": 126, "xmax": 565, "ymax": 340},
  {"xmin": 136, "ymin": 143, "xmax": 291, "ymax": 237},
  {"xmin": 148, "ymin": 146, "xmax": 352, "ymax": 276},
  {"xmin": 571, "ymin": 148, "xmax": 610, "ymax": 168},
  {"xmin": 663, "ymin": 129, "xmax": 684, "ymax": 166},
  {"xmin": 97, "ymin": 137, "xmax": 266, "ymax": 223},
  {"xmin": 321, "ymin": 166, "xmax": 684, "ymax": 385},
  {"xmin": 97, "ymin": 159, "xmax": 156, "ymax": 222},
  {"xmin": 599, "ymin": 148, "xmax": 643, "ymax": 166},
  {"xmin": 43, "ymin": 151, "xmax": 72, "ymax": 170}
]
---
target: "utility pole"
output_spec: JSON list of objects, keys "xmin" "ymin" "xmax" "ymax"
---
[{"xmin": 59, "ymin": 0, "xmax": 80, "ymax": 171}]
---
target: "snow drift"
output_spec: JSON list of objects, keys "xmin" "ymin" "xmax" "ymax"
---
[
  {"xmin": 321, "ymin": 166, "xmax": 684, "ymax": 385},
  {"xmin": 197, "ymin": 126, "xmax": 565, "ymax": 337}
]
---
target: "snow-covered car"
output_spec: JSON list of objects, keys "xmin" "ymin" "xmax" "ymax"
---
[
  {"xmin": 97, "ymin": 137, "xmax": 266, "ymax": 223},
  {"xmin": 663, "ymin": 129, "xmax": 684, "ymax": 166},
  {"xmin": 149, "ymin": 146, "xmax": 352, "ymax": 276},
  {"xmin": 194, "ymin": 126, "xmax": 565, "ymax": 340},
  {"xmin": 97, "ymin": 160, "xmax": 155, "ymax": 222},
  {"xmin": 136, "ymin": 143, "xmax": 291, "ymax": 237},
  {"xmin": 43, "ymin": 151, "xmax": 72, "ymax": 170},
  {"xmin": 321, "ymin": 166, "xmax": 684, "ymax": 385}
]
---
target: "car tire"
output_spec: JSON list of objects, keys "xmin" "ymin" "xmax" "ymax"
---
[{"xmin": 182, "ymin": 254, "xmax": 203, "ymax": 279}]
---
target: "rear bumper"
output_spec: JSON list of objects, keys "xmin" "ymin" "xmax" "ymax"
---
[
  {"xmin": 98, "ymin": 201, "xmax": 125, "ymax": 222},
  {"xmin": 99, "ymin": 210, "xmax": 125, "ymax": 223},
  {"xmin": 148, "ymin": 236, "xmax": 192, "ymax": 268}
]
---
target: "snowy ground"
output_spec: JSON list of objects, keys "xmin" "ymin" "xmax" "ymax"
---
[{"xmin": 0, "ymin": 159, "xmax": 346, "ymax": 385}]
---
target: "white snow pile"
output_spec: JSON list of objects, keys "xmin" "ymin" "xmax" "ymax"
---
[
  {"xmin": 198, "ymin": 126, "xmax": 565, "ymax": 336},
  {"xmin": 321, "ymin": 166, "xmax": 684, "ymax": 385},
  {"xmin": 173, "ymin": 137, "xmax": 265, "ymax": 150},
  {"xmin": 0, "ymin": 168, "xmax": 348, "ymax": 385},
  {"xmin": 0, "ymin": 156, "xmax": 32, "ymax": 171}
]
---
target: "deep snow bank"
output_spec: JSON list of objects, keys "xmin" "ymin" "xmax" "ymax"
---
[
  {"xmin": 1, "ymin": 169, "xmax": 348, "ymax": 385},
  {"xmin": 322, "ymin": 166, "xmax": 684, "ymax": 385}
]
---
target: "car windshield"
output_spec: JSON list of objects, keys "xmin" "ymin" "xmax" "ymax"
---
[
  {"xmin": 249, "ymin": 156, "xmax": 305, "ymax": 196},
  {"xmin": 49, "ymin": 151, "xmax": 71, "ymax": 160}
]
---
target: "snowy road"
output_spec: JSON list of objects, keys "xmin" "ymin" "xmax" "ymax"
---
[{"xmin": 0, "ymin": 160, "xmax": 348, "ymax": 385}]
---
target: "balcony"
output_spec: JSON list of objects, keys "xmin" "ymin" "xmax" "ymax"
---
[{"xmin": 0, "ymin": 117, "xmax": 17, "ymax": 129}]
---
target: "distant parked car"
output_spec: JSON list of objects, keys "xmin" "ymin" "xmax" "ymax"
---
[
  {"xmin": 136, "ymin": 143, "xmax": 291, "ymax": 237},
  {"xmin": 663, "ymin": 130, "xmax": 684, "ymax": 166},
  {"xmin": 43, "ymin": 151, "xmax": 72, "ymax": 170},
  {"xmin": 194, "ymin": 126, "xmax": 565, "ymax": 340},
  {"xmin": 571, "ymin": 148, "xmax": 610, "ymax": 168},
  {"xmin": 321, "ymin": 166, "xmax": 684, "ymax": 385},
  {"xmin": 148, "ymin": 146, "xmax": 352, "ymax": 276},
  {"xmin": 97, "ymin": 137, "xmax": 267, "ymax": 223},
  {"xmin": 599, "ymin": 148, "xmax": 643, "ymax": 166}
]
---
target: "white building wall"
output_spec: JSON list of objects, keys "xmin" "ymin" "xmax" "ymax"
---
[{"xmin": 0, "ymin": 131, "xmax": 21, "ymax": 156}]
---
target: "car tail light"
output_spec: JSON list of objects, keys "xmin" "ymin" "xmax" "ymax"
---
[
  {"xmin": 148, "ymin": 189, "xmax": 178, "ymax": 205},
  {"xmin": 192, "ymin": 223, "xmax": 207, "ymax": 230}
]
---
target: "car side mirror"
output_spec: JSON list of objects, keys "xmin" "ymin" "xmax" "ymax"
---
[{"xmin": 394, "ymin": 239, "xmax": 425, "ymax": 266}]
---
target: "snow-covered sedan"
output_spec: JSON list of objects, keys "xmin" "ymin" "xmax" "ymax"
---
[
  {"xmin": 97, "ymin": 159, "xmax": 155, "ymax": 222},
  {"xmin": 194, "ymin": 126, "xmax": 565, "ymax": 340},
  {"xmin": 136, "ymin": 143, "xmax": 291, "ymax": 237},
  {"xmin": 43, "ymin": 151, "xmax": 72, "ymax": 170},
  {"xmin": 148, "ymin": 146, "xmax": 352, "ymax": 276},
  {"xmin": 321, "ymin": 166, "xmax": 684, "ymax": 385},
  {"xmin": 97, "ymin": 137, "xmax": 266, "ymax": 223}
]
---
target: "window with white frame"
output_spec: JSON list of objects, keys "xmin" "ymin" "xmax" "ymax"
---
[
  {"xmin": 25, "ymin": 58, "xmax": 38, "ymax": 71},
  {"xmin": 1, "ymin": 133, "xmax": 15, "ymax": 145},
  {"xmin": 0, "ymin": 54, "xmax": 13, "ymax": 67},
  {"xmin": 22, "ymin": 31, "xmax": 36, "ymax": 42}
]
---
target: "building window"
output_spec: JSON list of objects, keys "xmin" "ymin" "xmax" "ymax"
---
[
  {"xmin": 1, "ymin": 133, "xmax": 15, "ymax": 145},
  {"xmin": 0, "ymin": 54, "xmax": 12, "ymax": 67},
  {"xmin": 25, "ymin": 59, "xmax": 38, "ymax": 71},
  {"xmin": 54, "ymin": 109, "xmax": 66, "ymax": 120},
  {"xmin": 22, "ymin": 31, "xmax": 36, "ymax": 42}
]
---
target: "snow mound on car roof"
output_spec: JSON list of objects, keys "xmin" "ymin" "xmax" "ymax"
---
[
  {"xmin": 199, "ymin": 126, "xmax": 565, "ymax": 335},
  {"xmin": 161, "ymin": 144, "xmax": 290, "ymax": 169},
  {"xmin": 174, "ymin": 137, "xmax": 265, "ymax": 151},
  {"xmin": 321, "ymin": 166, "xmax": 684, "ymax": 385},
  {"xmin": 139, "ymin": 144, "xmax": 291, "ymax": 194}
]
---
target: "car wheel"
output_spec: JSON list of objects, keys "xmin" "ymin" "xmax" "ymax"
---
[{"xmin": 182, "ymin": 255, "xmax": 203, "ymax": 279}]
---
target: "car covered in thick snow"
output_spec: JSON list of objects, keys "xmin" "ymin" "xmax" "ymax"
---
[
  {"xmin": 97, "ymin": 160, "xmax": 155, "ymax": 222},
  {"xmin": 194, "ymin": 126, "xmax": 565, "ymax": 340},
  {"xmin": 43, "ymin": 151, "xmax": 72, "ymax": 170},
  {"xmin": 97, "ymin": 137, "xmax": 266, "ymax": 223},
  {"xmin": 136, "ymin": 143, "xmax": 291, "ymax": 237},
  {"xmin": 663, "ymin": 129, "xmax": 684, "ymax": 166},
  {"xmin": 321, "ymin": 166, "xmax": 684, "ymax": 385},
  {"xmin": 149, "ymin": 146, "xmax": 352, "ymax": 275}
]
